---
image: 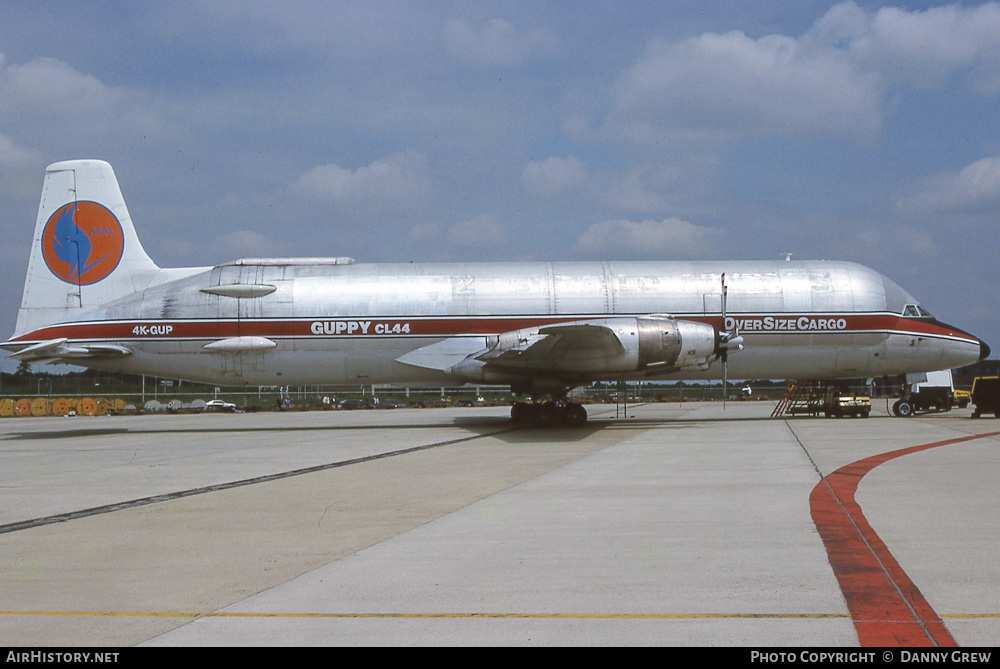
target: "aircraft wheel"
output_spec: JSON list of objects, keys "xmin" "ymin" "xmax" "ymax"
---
[
  {"xmin": 562, "ymin": 403, "xmax": 587, "ymax": 428},
  {"xmin": 510, "ymin": 402, "xmax": 533, "ymax": 423},
  {"xmin": 533, "ymin": 402, "xmax": 557, "ymax": 427}
]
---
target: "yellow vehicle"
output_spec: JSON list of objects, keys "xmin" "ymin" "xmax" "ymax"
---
[
  {"xmin": 953, "ymin": 389, "xmax": 971, "ymax": 409},
  {"xmin": 824, "ymin": 389, "xmax": 871, "ymax": 418}
]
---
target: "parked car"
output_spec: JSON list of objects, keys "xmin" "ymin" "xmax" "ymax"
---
[
  {"xmin": 205, "ymin": 399, "xmax": 238, "ymax": 412},
  {"xmin": 376, "ymin": 398, "xmax": 407, "ymax": 409},
  {"xmin": 338, "ymin": 399, "xmax": 370, "ymax": 410}
]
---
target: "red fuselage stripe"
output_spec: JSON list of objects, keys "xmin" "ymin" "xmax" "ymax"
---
[{"xmin": 9, "ymin": 314, "xmax": 978, "ymax": 345}]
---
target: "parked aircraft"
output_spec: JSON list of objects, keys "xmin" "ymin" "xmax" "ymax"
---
[{"xmin": 3, "ymin": 160, "xmax": 990, "ymax": 426}]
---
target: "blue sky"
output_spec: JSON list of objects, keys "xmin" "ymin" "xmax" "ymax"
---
[{"xmin": 1, "ymin": 1, "xmax": 999, "ymax": 372}]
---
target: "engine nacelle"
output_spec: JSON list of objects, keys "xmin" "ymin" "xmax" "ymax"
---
[
  {"xmin": 452, "ymin": 315, "xmax": 719, "ymax": 382},
  {"xmin": 635, "ymin": 317, "xmax": 717, "ymax": 371}
]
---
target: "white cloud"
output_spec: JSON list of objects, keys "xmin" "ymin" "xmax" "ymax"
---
[
  {"xmin": 603, "ymin": 161, "xmax": 717, "ymax": 215},
  {"xmin": 291, "ymin": 151, "xmax": 432, "ymax": 211},
  {"xmin": 611, "ymin": 29, "xmax": 882, "ymax": 144},
  {"xmin": 448, "ymin": 215, "xmax": 508, "ymax": 250},
  {"xmin": 608, "ymin": 2, "xmax": 1000, "ymax": 147},
  {"xmin": 898, "ymin": 156, "xmax": 1000, "ymax": 214},
  {"xmin": 1, "ymin": 56, "xmax": 129, "ymax": 118},
  {"xmin": 841, "ymin": 2, "xmax": 1000, "ymax": 92},
  {"xmin": 405, "ymin": 215, "xmax": 509, "ymax": 259},
  {"xmin": 574, "ymin": 218, "xmax": 719, "ymax": 260},
  {"xmin": 0, "ymin": 134, "xmax": 40, "ymax": 200},
  {"xmin": 520, "ymin": 156, "xmax": 588, "ymax": 196},
  {"xmin": 0, "ymin": 133, "xmax": 35, "ymax": 165},
  {"xmin": 0, "ymin": 54, "xmax": 170, "ymax": 151},
  {"xmin": 442, "ymin": 18, "xmax": 556, "ymax": 66}
]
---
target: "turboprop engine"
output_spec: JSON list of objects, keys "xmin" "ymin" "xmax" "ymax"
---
[
  {"xmin": 448, "ymin": 315, "xmax": 719, "ymax": 384},
  {"xmin": 630, "ymin": 316, "xmax": 719, "ymax": 372}
]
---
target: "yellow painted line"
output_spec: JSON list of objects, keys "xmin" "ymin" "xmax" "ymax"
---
[
  {"xmin": 0, "ymin": 610, "xmax": 848, "ymax": 620},
  {"xmin": 2, "ymin": 610, "xmax": 995, "ymax": 620}
]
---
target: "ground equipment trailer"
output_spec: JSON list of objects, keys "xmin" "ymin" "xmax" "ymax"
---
[{"xmin": 971, "ymin": 377, "xmax": 1000, "ymax": 418}]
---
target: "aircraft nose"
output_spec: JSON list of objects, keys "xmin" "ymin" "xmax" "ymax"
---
[{"xmin": 930, "ymin": 318, "xmax": 990, "ymax": 364}]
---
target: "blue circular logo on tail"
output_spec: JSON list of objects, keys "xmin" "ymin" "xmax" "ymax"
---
[{"xmin": 41, "ymin": 202, "xmax": 124, "ymax": 285}]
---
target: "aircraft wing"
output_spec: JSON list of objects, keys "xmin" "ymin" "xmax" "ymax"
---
[
  {"xmin": 396, "ymin": 320, "xmax": 632, "ymax": 375},
  {"xmin": 479, "ymin": 321, "xmax": 627, "ymax": 370},
  {"xmin": 6, "ymin": 338, "xmax": 131, "ymax": 364},
  {"xmin": 399, "ymin": 316, "xmax": 718, "ymax": 383},
  {"xmin": 395, "ymin": 337, "xmax": 491, "ymax": 373}
]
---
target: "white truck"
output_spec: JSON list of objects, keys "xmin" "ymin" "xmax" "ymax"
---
[{"xmin": 893, "ymin": 369, "xmax": 966, "ymax": 416}]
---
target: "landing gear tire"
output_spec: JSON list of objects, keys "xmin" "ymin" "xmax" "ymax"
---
[
  {"xmin": 510, "ymin": 402, "xmax": 532, "ymax": 423},
  {"xmin": 562, "ymin": 403, "xmax": 588, "ymax": 428},
  {"xmin": 892, "ymin": 399, "xmax": 914, "ymax": 417},
  {"xmin": 533, "ymin": 402, "xmax": 557, "ymax": 427}
]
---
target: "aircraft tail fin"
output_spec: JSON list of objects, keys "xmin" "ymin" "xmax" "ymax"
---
[{"xmin": 12, "ymin": 160, "xmax": 161, "ymax": 339}]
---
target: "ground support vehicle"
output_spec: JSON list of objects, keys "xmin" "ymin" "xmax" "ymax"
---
[
  {"xmin": 954, "ymin": 389, "xmax": 971, "ymax": 409},
  {"xmin": 909, "ymin": 386, "xmax": 953, "ymax": 413},
  {"xmin": 971, "ymin": 377, "xmax": 1000, "ymax": 418},
  {"xmin": 823, "ymin": 390, "xmax": 871, "ymax": 418}
]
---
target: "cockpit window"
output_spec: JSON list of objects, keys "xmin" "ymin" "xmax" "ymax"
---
[{"xmin": 902, "ymin": 304, "xmax": 933, "ymax": 318}]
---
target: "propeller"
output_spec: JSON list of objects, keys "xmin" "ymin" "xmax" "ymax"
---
[{"xmin": 718, "ymin": 273, "xmax": 744, "ymax": 409}]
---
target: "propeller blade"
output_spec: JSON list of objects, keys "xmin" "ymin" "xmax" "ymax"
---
[{"xmin": 721, "ymin": 273, "xmax": 727, "ymax": 410}]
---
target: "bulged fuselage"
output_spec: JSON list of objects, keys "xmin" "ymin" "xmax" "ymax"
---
[
  {"xmin": 3, "ymin": 160, "xmax": 988, "ymax": 396},
  {"xmin": 7, "ymin": 258, "xmax": 987, "ymax": 388}
]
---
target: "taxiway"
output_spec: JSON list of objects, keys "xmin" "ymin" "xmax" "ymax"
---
[{"xmin": 1, "ymin": 402, "xmax": 997, "ymax": 646}]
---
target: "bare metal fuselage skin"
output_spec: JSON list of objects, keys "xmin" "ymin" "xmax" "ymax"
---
[{"xmin": 9, "ymin": 258, "xmax": 985, "ymax": 387}]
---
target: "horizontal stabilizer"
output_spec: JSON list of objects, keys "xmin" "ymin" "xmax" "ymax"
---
[{"xmin": 8, "ymin": 338, "xmax": 131, "ymax": 363}]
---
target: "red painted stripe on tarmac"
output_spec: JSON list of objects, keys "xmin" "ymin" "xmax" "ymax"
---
[{"xmin": 810, "ymin": 430, "xmax": 1000, "ymax": 647}]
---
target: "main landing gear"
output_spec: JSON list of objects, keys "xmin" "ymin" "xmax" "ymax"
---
[{"xmin": 510, "ymin": 400, "xmax": 588, "ymax": 428}]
